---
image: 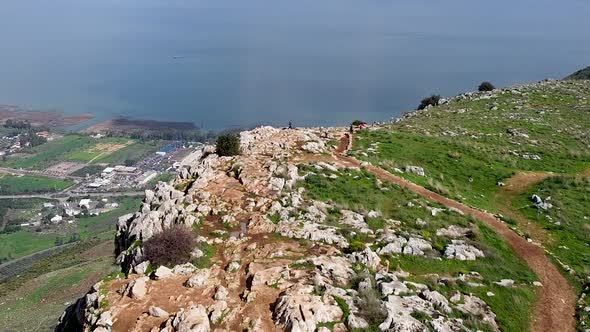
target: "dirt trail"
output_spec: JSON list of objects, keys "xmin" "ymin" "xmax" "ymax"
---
[
  {"xmin": 496, "ymin": 172, "xmax": 556, "ymax": 244},
  {"xmin": 333, "ymin": 133, "xmax": 575, "ymax": 332}
]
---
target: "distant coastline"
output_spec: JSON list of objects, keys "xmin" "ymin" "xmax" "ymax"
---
[
  {"xmin": 84, "ymin": 117, "xmax": 197, "ymax": 133},
  {"xmin": 0, "ymin": 105, "xmax": 93, "ymax": 128},
  {"xmin": 0, "ymin": 105, "xmax": 200, "ymax": 134}
]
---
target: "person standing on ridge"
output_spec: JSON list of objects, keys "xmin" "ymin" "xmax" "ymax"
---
[{"xmin": 288, "ymin": 121, "xmax": 293, "ymax": 129}]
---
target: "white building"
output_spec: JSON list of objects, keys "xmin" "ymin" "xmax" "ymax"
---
[{"xmin": 79, "ymin": 199, "xmax": 92, "ymax": 209}]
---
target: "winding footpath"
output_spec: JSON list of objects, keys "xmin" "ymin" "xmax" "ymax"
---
[{"xmin": 333, "ymin": 133, "xmax": 575, "ymax": 332}]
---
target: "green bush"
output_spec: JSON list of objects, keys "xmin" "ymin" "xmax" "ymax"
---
[
  {"xmin": 478, "ymin": 81, "xmax": 495, "ymax": 92},
  {"xmin": 417, "ymin": 95, "xmax": 441, "ymax": 110},
  {"xmin": 216, "ymin": 133, "xmax": 241, "ymax": 156}
]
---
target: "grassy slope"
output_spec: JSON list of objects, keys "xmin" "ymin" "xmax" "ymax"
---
[
  {"xmin": 0, "ymin": 175, "xmax": 73, "ymax": 194},
  {"xmin": 352, "ymin": 80, "xmax": 590, "ymax": 211},
  {"xmin": 565, "ymin": 66, "xmax": 590, "ymax": 80},
  {"xmin": 300, "ymin": 166, "xmax": 537, "ymax": 331},
  {"xmin": 0, "ymin": 241, "xmax": 117, "ymax": 331},
  {"xmin": 0, "ymin": 231, "xmax": 60, "ymax": 261},
  {"xmin": 513, "ymin": 175, "xmax": 589, "ymax": 276},
  {"xmin": 349, "ymin": 79, "xmax": 590, "ymax": 330}
]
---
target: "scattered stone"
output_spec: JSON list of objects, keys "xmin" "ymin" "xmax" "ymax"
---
[
  {"xmin": 494, "ymin": 279, "xmax": 515, "ymax": 287},
  {"xmin": 130, "ymin": 276, "xmax": 149, "ymax": 300},
  {"xmin": 149, "ymin": 306, "xmax": 169, "ymax": 318},
  {"xmin": 172, "ymin": 263, "xmax": 197, "ymax": 275},
  {"xmin": 154, "ymin": 266, "xmax": 174, "ymax": 279},
  {"xmin": 214, "ymin": 286, "xmax": 229, "ymax": 301},
  {"xmin": 185, "ymin": 269, "xmax": 211, "ymax": 288},
  {"xmin": 444, "ymin": 240, "xmax": 485, "ymax": 260},
  {"xmin": 404, "ymin": 166, "xmax": 425, "ymax": 176},
  {"xmin": 226, "ymin": 261, "xmax": 241, "ymax": 273}
]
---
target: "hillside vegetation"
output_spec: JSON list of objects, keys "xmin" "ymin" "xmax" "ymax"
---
[
  {"xmin": 350, "ymin": 79, "xmax": 590, "ymax": 329},
  {"xmin": 565, "ymin": 66, "xmax": 590, "ymax": 80}
]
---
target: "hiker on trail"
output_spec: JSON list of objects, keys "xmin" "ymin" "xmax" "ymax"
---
[
  {"xmin": 288, "ymin": 121, "xmax": 293, "ymax": 129},
  {"xmin": 349, "ymin": 124, "xmax": 354, "ymax": 133}
]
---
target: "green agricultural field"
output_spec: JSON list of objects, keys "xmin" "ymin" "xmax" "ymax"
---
[
  {"xmin": 0, "ymin": 175, "xmax": 73, "ymax": 194},
  {"xmin": 1, "ymin": 135, "xmax": 93, "ymax": 169},
  {"xmin": 299, "ymin": 165, "xmax": 537, "ymax": 331},
  {"xmin": 90, "ymin": 140, "xmax": 165, "ymax": 165},
  {"xmin": 0, "ymin": 231, "xmax": 61, "ymax": 262},
  {"xmin": 64, "ymin": 137, "xmax": 132, "ymax": 163}
]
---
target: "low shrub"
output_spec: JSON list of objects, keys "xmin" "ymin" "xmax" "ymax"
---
[
  {"xmin": 143, "ymin": 226, "xmax": 196, "ymax": 267},
  {"xmin": 417, "ymin": 95, "xmax": 441, "ymax": 110},
  {"xmin": 216, "ymin": 133, "xmax": 241, "ymax": 156},
  {"xmin": 357, "ymin": 288, "xmax": 388, "ymax": 326},
  {"xmin": 478, "ymin": 81, "xmax": 495, "ymax": 91}
]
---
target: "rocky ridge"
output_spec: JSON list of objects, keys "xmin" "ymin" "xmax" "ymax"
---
[{"xmin": 57, "ymin": 126, "xmax": 505, "ymax": 332}]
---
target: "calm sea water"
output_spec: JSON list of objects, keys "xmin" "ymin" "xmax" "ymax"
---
[{"xmin": 0, "ymin": 0, "xmax": 589, "ymax": 130}]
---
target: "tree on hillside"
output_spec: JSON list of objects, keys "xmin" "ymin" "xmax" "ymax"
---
[
  {"xmin": 478, "ymin": 81, "xmax": 495, "ymax": 92},
  {"xmin": 216, "ymin": 133, "xmax": 241, "ymax": 156},
  {"xmin": 417, "ymin": 95, "xmax": 441, "ymax": 110}
]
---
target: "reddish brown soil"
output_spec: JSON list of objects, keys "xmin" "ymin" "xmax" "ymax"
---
[{"xmin": 333, "ymin": 134, "xmax": 576, "ymax": 332}]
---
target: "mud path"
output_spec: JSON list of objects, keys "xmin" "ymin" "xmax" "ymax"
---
[{"xmin": 332, "ymin": 133, "xmax": 575, "ymax": 332}]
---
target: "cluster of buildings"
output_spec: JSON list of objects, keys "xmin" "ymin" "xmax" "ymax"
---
[
  {"xmin": 83, "ymin": 165, "xmax": 158, "ymax": 190},
  {"xmin": 19, "ymin": 198, "xmax": 120, "ymax": 228}
]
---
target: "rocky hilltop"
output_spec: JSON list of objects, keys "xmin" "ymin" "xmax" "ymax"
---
[{"xmin": 56, "ymin": 124, "xmax": 511, "ymax": 332}]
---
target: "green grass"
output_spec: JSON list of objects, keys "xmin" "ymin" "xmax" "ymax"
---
[
  {"xmin": 300, "ymin": 165, "xmax": 537, "ymax": 331},
  {"xmin": 0, "ymin": 251, "xmax": 116, "ymax": 331},
  {"xmin": 64, "ymin": 137, "xmax": 131, "ymax": 162},
  {"xmin": 351, "ymin": 80, "xmax": 590, "ymax": 212},
  {"xmin": 69, "ymin": 165, "xmax": 104, "ymax": 177},
  {"xmin": 91, "ymin": 141, "xmax": 164, "ymax": 165},
  {"xmin": 0, "ymin": 175, "xmax": 73, "ymax": 194},
  {"xmin": 76, "ymin": 196, "xmax": 141, "ymax": 240},
  {"xmin": 345, "ymin": 80, "xmax": 590, "ymax": 330},
  {"xmin": 0, "ymin": 231, "xmax": 61, "ymax": 262},
  {"xmin": 513, "ymin": 175, "xmax": 590, "ymax": 277},
  {"xmin": 2, "ymin": 135, "xmax": 93, "ymax": 169},
  {"xmin": 0, "ymin": 196, "xmax": 141, "ymax": 262},
  {"xmin": 146, "ymin": 172, "xmax": 175, "ymax": 187}
]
